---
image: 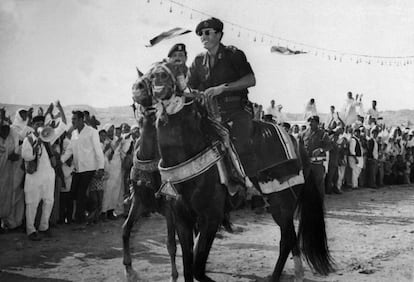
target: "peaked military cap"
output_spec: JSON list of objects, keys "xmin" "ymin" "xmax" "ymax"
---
[
  {"xmin": 195, "ymin": 17, "xmax": 224, "ymax": 35},
  {"xmin": 307, "ymin": 115, "xmax": 320, "ymax": 124},
  {"xmin": 167, "ymin": 43, "xmax": 187, "ymax": 57}
]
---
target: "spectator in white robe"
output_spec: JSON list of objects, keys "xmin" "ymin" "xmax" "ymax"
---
[
  {"xmin": 22, "ymin": 115, "xmax": 55, "ymax": 240},
  {"xmin": 3, "ymin": 109, "xmax": 31, "ymax": 229},
  {"xmin": 274, "ymin": 104, "xmax": 287, "ymax": 124},
  {"xmin": 342, "ymin": 92, "xmax": 362, "ymax": 126},
  {"xmin": 101, "ymin": 124, "xmax": 125, "ymax": 219},
  {"xmin": 0, "ymin": 115, "xmax": 17, "ymax": 231},
  {"xmin": 348, "ymin": 126, "xmax": 364, "ymax": 189},
  {"xmin": 304, "ymin": 98, "xmax": 317, "ymax": 120}
]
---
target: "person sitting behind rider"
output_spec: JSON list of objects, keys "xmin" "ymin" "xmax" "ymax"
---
[
  {"xmin": 167, "ymin": 43, "xmax": 187, "ymax": 68},
  {"xmin": 166, "ymin": 43, "xmax": 189, "ymax": 93}
]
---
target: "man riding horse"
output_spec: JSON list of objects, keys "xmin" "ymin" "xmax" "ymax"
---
[{"xmin": 187, "ymin": 17, "xmax": 257, "ymax": 194}]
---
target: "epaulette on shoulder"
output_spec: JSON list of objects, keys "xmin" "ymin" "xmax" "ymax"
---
[{"xmin": 225, "ymin": 45, "xmax": 239, "ymax": 53}]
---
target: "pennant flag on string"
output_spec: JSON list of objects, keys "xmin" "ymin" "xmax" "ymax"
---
[
  {"xmin": 146, "ymin": 27, "xmax": 191, "ymax": 47},
  {"xmin": 270, "ymin": 46, "xmax": 307, "ymax": 55}
]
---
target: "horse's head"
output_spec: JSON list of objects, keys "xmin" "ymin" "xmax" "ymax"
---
[
  {"xmin": 132, "ymin": 67, "xmax": 154, "ymax": 108},
  {"xmin": 150, "ymin": 61, "xmax": 186, "ymax": 101}
]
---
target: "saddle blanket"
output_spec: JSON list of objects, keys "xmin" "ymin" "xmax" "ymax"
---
[
  {"xmin": 258, "ymin": 170, "xmax": 304, "ymax": 194},
  {"xmin": 252, "ymin": 120, "xmax": 298, "ymax": 171}
]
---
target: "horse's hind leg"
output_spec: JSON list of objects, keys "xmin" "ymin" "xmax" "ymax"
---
[
  {"xmin": 267, "ymin": 192, "xmax": 297, "ymax": 282},
  {"xmin": 165, "ymin": 207, "xmax": 178, "ymax": 282},
  {"xmin": 193, "ymin": 215, "xmax": 220, "ymax": 282},
  {"xmin": 122, "ymin": 188, "xmax": 144, "ymax": 281}
]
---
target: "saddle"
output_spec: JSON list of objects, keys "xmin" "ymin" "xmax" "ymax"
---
[{"xmin": 250, "ymin": 120, "xmax": 301, "ymax": 183}]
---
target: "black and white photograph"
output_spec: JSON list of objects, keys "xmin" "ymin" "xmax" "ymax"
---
[{"xmin": 0, "ymin": 0, "xmax": 413, "ymax": 281}]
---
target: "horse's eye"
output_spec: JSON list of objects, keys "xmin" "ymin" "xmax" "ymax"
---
[
  {"xmin": 160, "ymin": 72, "xmax": 168, "ymax": 80},
  {"xmin": 137, "ymin": 83, "xmax": 145, "ymax": 89},
  {"xmin": 149, "ymin": 74, "xmax": 155, "ymax": 80}
]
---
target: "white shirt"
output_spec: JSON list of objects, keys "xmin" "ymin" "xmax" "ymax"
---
[
  {"xmin": 325, "ymin": 112, "xmax": 339, "ymax": 128},
  {"xmin": 366, "ymin": 108, "xmax": 379, "ymax": 120},
  {"xmin": 266, "ymin": 106, "xmax": 279, "ymax": 117},
  {"xmin": 61, "ymin": 125, "xmax": 104, "ymax": 172}
]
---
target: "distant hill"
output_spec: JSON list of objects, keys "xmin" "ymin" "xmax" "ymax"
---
[{"xmin": 1, "ymin": 103, "xmax": 413, "ymax": 128}]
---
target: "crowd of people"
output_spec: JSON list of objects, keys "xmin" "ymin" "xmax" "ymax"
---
[
  {"xmin": 0, "ymin": 103, "xmax": 140, "ymax": 240},
  {"xmin": 257, "ymin": 92, "xmax": 414, "ymax": 198}
]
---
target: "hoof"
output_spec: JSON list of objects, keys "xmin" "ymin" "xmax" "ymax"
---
[{"xmin": 125, "ymin": 268, "xmax": 139, "ymax": 282}]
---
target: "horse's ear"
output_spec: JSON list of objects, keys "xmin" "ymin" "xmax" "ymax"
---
[{"xmin": 136, "ymin": 67, "xmax": 144, "ymax": 78}]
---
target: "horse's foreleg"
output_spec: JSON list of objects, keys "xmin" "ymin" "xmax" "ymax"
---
[
  {"xmin": 166, "ymin": 208, "xmax": 178, "ymax": 282},
  {"xmin": 193, "ymin": 215, "xmax": 220, "ymax": 282},
  {"xmin": 176, "ymin": 217, "xmax": 195, "ymax": 282},
  {"xmin": 122, "ymin": 189, "xmax": 144, "ymax": 281}
]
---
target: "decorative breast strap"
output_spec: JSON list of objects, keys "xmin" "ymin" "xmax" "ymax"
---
[
  {"xmin": 156, "ymin": 141, "xmax": 225, "ymax": 198},
  {"xmin": 134, "ymin": 158, "xmax": 159, "ymax": 172}
]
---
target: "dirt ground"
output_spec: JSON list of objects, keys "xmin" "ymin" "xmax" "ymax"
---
[{"xmin": 0, "ymin": 185, "xmax": 413, "ymax": 282}]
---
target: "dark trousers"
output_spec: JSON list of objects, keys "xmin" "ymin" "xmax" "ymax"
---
[
  {"xmin": 377, "ymin": 162, "xmax": 384, "ymax": 186},
  {"xmin": 223, "ymin": 108, "xmax": 256, "ymax": 176},
  {"xmin": 59, "ymin": 192, "xmax": 72, "ymax": 223},
  {"xmin": 71, "ymin": 171, "xmax": 95, "ymax": 223},
  {"xmin": 88, "ymin": 190, "xmax": 103, "ymax": 223},
  {"xmin": 325, "ymin": 164, "xmax": 339, "ymax": 193},
  {"xmin": 366, "ymin": 159, "xmax": 378, "ymax": 188}
]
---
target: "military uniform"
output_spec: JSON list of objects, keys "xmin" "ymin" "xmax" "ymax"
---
[
  {"xmin": 298, "ymin": 124, "xmax": 332, "ymax": 198},
  {"xmin": 188, "ymin": 43, "xmax": 256, "ymax": 175}
]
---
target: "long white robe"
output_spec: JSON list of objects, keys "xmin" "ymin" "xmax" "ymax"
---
[
  {"xmin": 3, "ymin": 111, "xmax": 29, "ymax": 229},
  {"xmin": 22, "ymin": 134, "xmax": 55, "ymax": 234},
  {"xmin": 102, "ymin": 137, "xmax": 124, "ymax": 214}
]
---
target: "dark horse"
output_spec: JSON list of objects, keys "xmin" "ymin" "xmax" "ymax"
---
[
  {"xmin": 151, "ymin": 62, "xmax": 229, "ymax": 282},
  {"xmin": 126, "ymin": 61, "xmax": 334, "ymax": 282},
  {"xmin": 122, "ymin": 69, "xmax": 179, "ymax": 282}
]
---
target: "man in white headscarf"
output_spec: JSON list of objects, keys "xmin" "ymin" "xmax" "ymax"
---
[
  {"xmin": 101, "ymin": 123, "xmax": 125, "ymax": 219},
  {"xmin": 11, "ymin": 108, "xmax": 33, "ymax": 142},
  {"xmin": 342, "ymin": 92, "xmax": 362, "ymax": 126},
  {"xmin": 304, "ymin": 98, "xmax": 317, "ymax": 120},
  {"xmin": 4, "ymin": 108, "xmax": 33, "ymax": 230},
  {"xmin": 274, "ymin": 104, "xmax": 287, "ymax": 124}
]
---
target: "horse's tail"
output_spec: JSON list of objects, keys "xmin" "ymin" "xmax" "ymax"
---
[{"xmin": 297, "ymin": 174, "xmax": 335, "ymax": 275}]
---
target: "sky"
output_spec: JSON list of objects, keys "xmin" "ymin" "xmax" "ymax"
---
[{"xmin": 0, "ymin": 0, "xmax": 414, "ymax": 113}]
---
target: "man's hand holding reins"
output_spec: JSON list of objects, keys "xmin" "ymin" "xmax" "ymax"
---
[{"xmin": 204, "ymin": 83, "xmax": 228, "ymax": 99}]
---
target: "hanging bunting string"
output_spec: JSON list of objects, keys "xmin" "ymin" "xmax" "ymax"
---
[{"xmin": 145, "ymin": 0, "xmax": 414, "ymax": 67}]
